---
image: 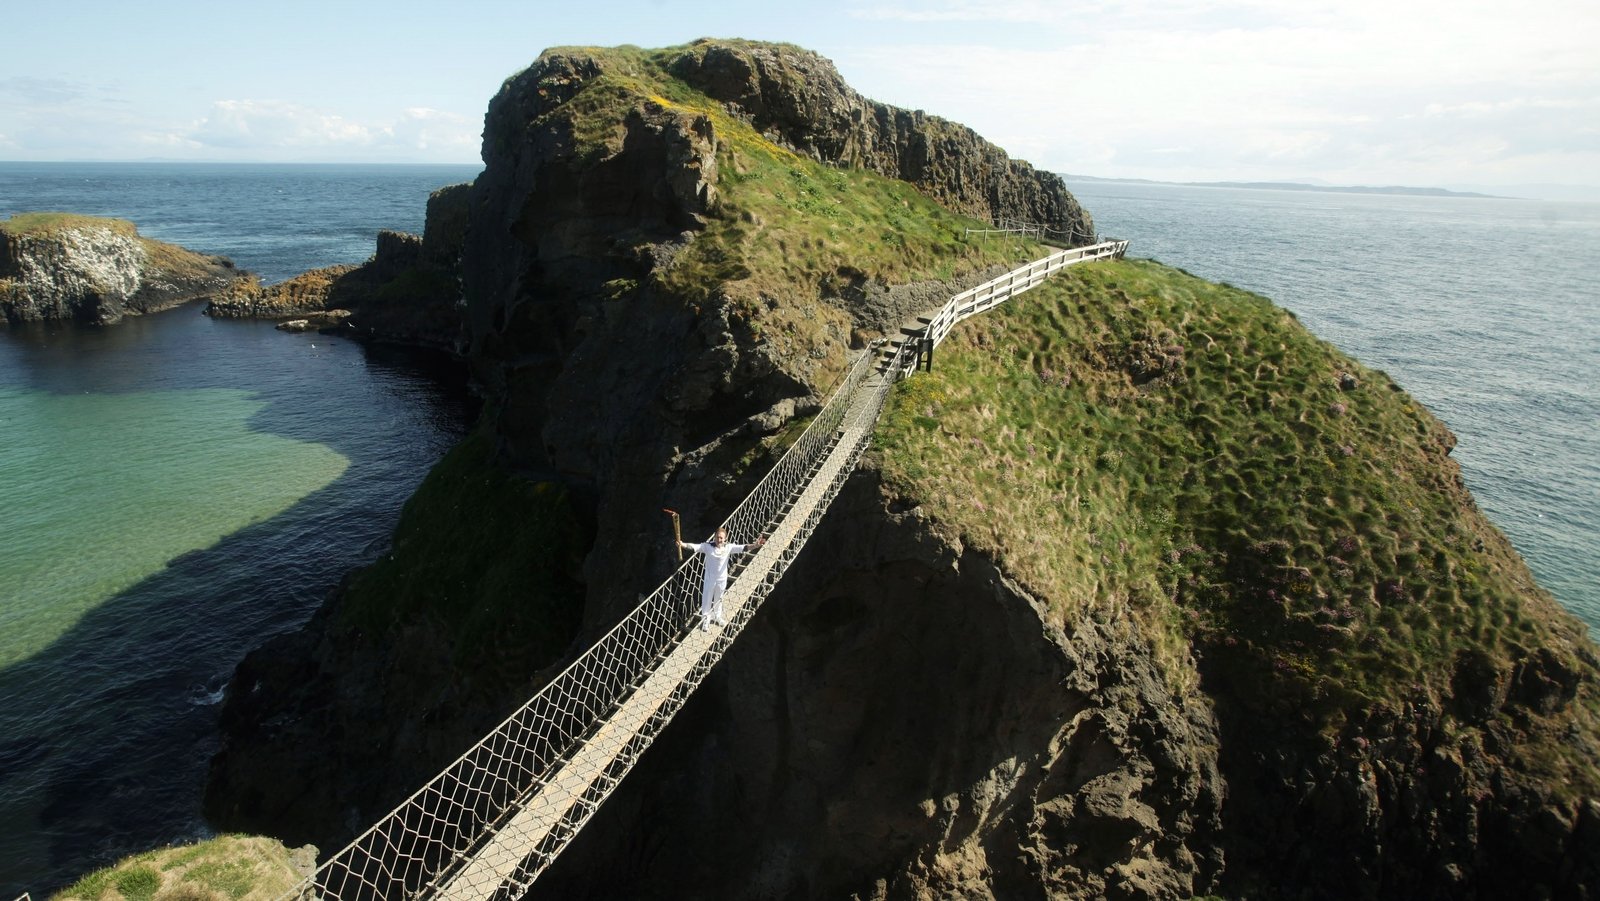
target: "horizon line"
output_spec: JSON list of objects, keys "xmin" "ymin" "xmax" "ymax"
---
[{"xmin": 4, "ymin": 159, "xmax": 1598, "ymax": 196}]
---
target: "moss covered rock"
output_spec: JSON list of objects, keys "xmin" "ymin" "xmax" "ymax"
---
[{"xmin": 51, "ymin": 835, "xmax": 311, "ymax": 901}]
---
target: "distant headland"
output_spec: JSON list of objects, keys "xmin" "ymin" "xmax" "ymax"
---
[{"xmin": 1064, "ymin": 173, "xmax": 1504, "ymax": 199}]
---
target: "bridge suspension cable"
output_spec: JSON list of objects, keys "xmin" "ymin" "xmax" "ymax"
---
[{"xmin": 281, "ymin": 239, "xmax": 1127, "ymax": 901}]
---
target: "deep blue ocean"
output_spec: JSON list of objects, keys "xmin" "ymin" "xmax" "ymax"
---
[
  {"xmin": 0, "ymin": 165, "xmax": 1595, "ymax": 896},
  {"xmin": 1069, "ymin": 180, "xmax": 1600, "ymax": 640},
  {"xmin": 0, "ymin": 162, "xmax": 483, "ymax": 897}
]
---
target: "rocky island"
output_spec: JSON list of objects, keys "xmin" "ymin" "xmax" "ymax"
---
[
  {"xmin": 0, "ymin": 197, "xmax": 467, "ymax": 350},
  {"xmin": 0, "ymin": 213, "xmax": 253, "ymax": 325},
  {"xmin": 51, "ymin": 38, "xmax": 1600, "ymax": 901},
  {"xmin": 203, "ymin": 183, "xmax": 470, "ymax": 351}
]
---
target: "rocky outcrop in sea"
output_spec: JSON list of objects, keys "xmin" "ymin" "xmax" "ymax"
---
[
  {"xmin": 1, "ymin": 213, "xmax": 252, "ymax": 325},
  {"xmin": 204, "ymin": 184, "xmax": 471, "ymax": 351}
]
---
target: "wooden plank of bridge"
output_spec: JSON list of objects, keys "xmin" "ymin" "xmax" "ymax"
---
[{"xmin": 430, "ymin": 392, "xmax": 880, "ymax": 900}]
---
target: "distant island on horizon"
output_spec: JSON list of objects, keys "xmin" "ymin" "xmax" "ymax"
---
[{"xmin": 1063, "ymin": 173, "xmax": 1505, "ymax": 199}]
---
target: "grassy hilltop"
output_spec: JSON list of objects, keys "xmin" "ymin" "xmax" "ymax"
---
[
  {"xmin": 878, "ymin": 259, "xmax": 1598, "ymax": 744},
  {"xmin": 46, "ymin": 835, "xmax": 307, "ymax": 901}
]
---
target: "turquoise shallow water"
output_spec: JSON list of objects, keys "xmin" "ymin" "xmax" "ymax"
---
[
  {"xmin": 0, "ymin": 386, "xmax": 348, "ymax": 670},
  {"xmin": 0, "ymin": 163, "xmax": 480, "ymax": 896},
  {"xmin": 1069, "ymin": 181, "xmax": 1600, "ymax": 637}
]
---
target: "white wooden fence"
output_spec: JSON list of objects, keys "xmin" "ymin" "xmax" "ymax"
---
[
  {"xmin": 893, "ymin": 238, "xmax": 1129, "ymax": 376},
  {"xmin": 965, "ymin": 216, "xmax": 1097, "ymax": 245}
]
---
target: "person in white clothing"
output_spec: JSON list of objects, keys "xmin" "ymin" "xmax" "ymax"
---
[{"xmin": 680, "ymin": 526, "xmax": 766, "ymax": 631}]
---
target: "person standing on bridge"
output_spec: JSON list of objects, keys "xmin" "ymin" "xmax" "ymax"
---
[{"xmin": 680, "ymin": 526, "xmax": 765, "ymax": 631}]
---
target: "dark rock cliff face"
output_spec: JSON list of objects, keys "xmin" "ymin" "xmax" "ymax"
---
[
  {"xmin": 532, "ymin": 468, "xmax": 1226, "ymax": 900},
  {"xmin": 1199, "ymin": 610, "xmax": 1600, "ymax": 899},
  {"xmin": 668, "ymin": 41, "xmax": 1091, "ymax": 239},
  {"xmin": 205, "ymin": 599, "xmax": 491, "ymax": 847},
  {"xmin": 1, "ymin": 220, "xmax": 251, "ymax": 325}
]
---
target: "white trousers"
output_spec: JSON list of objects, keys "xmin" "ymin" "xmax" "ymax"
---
[{"xmin": 701, "ymin": 577, "xmax": 728, "ymax": 621}]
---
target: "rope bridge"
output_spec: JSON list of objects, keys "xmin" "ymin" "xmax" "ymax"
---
[{"xmin": 282, "ymin": 239, "xmax": 1128, "ymax": 901}]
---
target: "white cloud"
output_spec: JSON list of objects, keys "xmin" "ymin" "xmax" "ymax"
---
[
  {"xmin": 849, "ymin": 0, "xmax": 1080, "ymax": 22},
  {"xmin": 387, "ymin": 107, "xmax": 480, "ymax": 156},
  {"xmin": 0, "ymin": 76, "xmax": 89, "ymax": 105},
  {"xmin": 2, "ymin": 0, "xmax": 1594, "ymax": 180},
  {"xmin": 832, "ymin": 0, "xmax": 1600, "ymax": 185},
  {"xmin": 189, "ymin": 100, "xmax": 376, "ymax": 150},
  {"xmin": 178, "ymin": 99, "xmax": 479, "ymax": 160}
]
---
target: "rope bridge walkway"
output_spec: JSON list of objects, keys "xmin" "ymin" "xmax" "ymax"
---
[{"xmin": 284, "ymin": 238, "xmax": 1128, "ymax": 901}]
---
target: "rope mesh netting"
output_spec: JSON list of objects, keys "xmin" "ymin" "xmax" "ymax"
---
[{"xmin": 282, "ymin": 241, "xmax": 1126, "ymax": 901}]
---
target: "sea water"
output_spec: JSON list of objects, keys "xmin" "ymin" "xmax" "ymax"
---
[
  {"xmin": 0, "ymin": 163, "xmax": 481, "ymax": 896},
  {"xmin": 1069, "ymin": 180, "xmax": 1600, "ymax": 637}
]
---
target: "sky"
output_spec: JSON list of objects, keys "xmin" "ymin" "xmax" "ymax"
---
[{"xmin": 2, "ymin": 0, "xmax": 1597, "ymax": 194}]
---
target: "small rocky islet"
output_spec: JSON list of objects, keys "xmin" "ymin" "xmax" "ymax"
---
[
  {"xmin": 0, "ymin": 212, "xmax": 252, "ymax": 326},
  {"xmin": 29, "ymin": 38, "xmax": 1600, "ymax": 901},
  {"xmin": 2, "ymin": 184, "xmax": 468, "ymax": 350}
]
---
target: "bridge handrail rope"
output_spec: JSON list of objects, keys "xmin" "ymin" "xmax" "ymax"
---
[
  {"xmin": 281, "ymin": 240, "xmax": 1124, "ymax": 901},
  {"xmin": 720, "ymin": 342, "xmax": 881, "ymax": 543}
]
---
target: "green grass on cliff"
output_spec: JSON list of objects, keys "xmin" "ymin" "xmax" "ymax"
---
[
  {"xmin": 874, "ymin": 259, "xmax": 1599, "ymax": 761},
  {"xmin": 1, "ymin": 211, "xmax": 230, "ymax": 282},
  {"xmin": 508, "ymin": 41, "xmax": 1043, "ymax": 403},
  {"xmin": 1, "ymin": 212, "xmax": 139, "ymax": 237},
  {"xmin": 51, "ymin": 835, "xmax": 305, "ymax": 901},
  {"xmin": 523, "ymin": 44, "xmax": 1038, "ymax": 349},
  {"xmin": 337, "ymin": 431, "xmax": 586, "ymax": 672}
]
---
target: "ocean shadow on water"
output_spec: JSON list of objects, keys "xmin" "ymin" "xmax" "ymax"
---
[{"xmin": 0, "ymin": 318, "xmax": 477, "ymax": 897}]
